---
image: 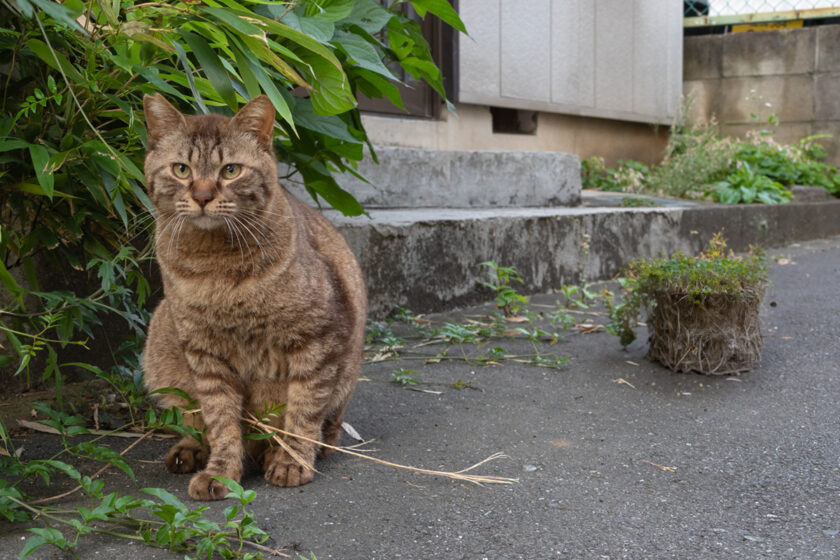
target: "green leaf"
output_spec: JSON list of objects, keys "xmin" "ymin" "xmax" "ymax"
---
[
  {"xmin": 292, "ymin": 99, "xmax": 361, "ymax": 144},
  {"xmin": 303, "ymin": 175, "xmax": 364, "ymax": 216},
  {"xmin": 0, "ymin": 259, "xmax": 24, "ymax": 305},
  {"xmin": 142, "ymin": 487, "xmax": 188, "ymax": 511},
  {"xmin": 19, "ymin": 534, "xmax": 47, "ymax": 559},
  {"xmin": 410, "ymin": 0, "xmax": 467, "ymax": 33},
  {"xmin": 284, "ymin": 10, "xmax": 336, "ymax": 43},
  {"xmin": 28, "ymin": 0, "xmax": 85, "ymax": 33},
  {"xmin": 179, "ymin": 30, "xmax": 237, "ymax": 110},
  {"xmin": 24, "ymin": 39, "xmax": 84, "ymax": 84},
  {"xmin": 230, "ymin": 40, "xmax": 295, "ymax": 130},
  {"xmin": 303, "ymin": 0, "xmax": 356, "ymax": 22},
  {"xmin": 353, "ymin": 68, "xmax": 405, "ymax": 109},
  {"xmin": 296, "ymin": 49, "xmax": 357, "ymax": 115},
  {"xmin": 338, "ymin": 0, "xmax": 393, "ymax": 34},
  {"xmin": 28, "ymin": 144, "xmax": 54, "ymax": 199},
  {"xmin": 332, "ymin": 30, "xmax": 398, "ymax": 81}
]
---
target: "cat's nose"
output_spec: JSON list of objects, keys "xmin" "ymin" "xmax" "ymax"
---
[{"xmin": 191, "ymin": 186, "xmax": 215, "ymax": 207}]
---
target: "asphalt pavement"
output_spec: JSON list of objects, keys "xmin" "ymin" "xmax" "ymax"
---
[{"xmin": 2, "ymin": 236, "xmax": 839, "ymax": 560}]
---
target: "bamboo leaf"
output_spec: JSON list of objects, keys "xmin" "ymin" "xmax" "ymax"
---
[
  {"xmin": 28, "ymin": 144, "xmax": 54, "ymax": 199},
  {"xmin": 410, "ymin": 0, "xmax": 467, "ymax": 33},
  {"xmin": 179, "ymin": 30, "xmax": 237, "ymax": 110}
]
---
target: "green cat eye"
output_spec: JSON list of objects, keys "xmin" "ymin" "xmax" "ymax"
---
[
  {"xmin": 172, "ymin": 163, "xmax": 191, "ymax": 179},
  {"xmin": 221, "ymin": 163, "xmax": 242, "ymax": 179}
]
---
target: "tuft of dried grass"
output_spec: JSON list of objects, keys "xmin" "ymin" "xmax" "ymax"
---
[{"xmin": 244, "ymin": 414, "xmax": 518, "ymax": 486}]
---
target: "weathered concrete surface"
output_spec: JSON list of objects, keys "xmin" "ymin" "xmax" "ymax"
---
[
  {"xmin": 330, "ymin": 192, "xmax": 840, "ymax": 317},
  {"xmin": 3, "ymin": 237, "xmax": 839, "ymax": 559},
  {"xmin": 298, "ymin": 147, "xmax": 582, "ymax": 209}
]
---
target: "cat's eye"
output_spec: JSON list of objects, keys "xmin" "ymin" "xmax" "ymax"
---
[
  {"xmin": 221, "ymin": 163, "xmax": 242, "ymax": 180},
  {"xmin": 172, "ymin": 163, "xmax": 191, "ymax": 179}
]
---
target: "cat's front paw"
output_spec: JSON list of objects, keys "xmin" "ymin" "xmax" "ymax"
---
[
  {"xmin": 263, "ymin": 448, "xmax": 315, "ymax": 487},
  {"xmin": 165, "ymin": 440, "xmax": 207, "ymax": 474},
  {"xmin": 188, "ymin": 471, "xmax": 233, "ymax": 501}
]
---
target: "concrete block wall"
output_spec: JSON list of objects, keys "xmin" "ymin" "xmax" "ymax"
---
[{"xmin": 684, "ymin": 25, "xmax": 840, "ymax": 164}]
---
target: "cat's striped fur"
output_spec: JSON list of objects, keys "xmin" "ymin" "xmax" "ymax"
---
[{"xmin": 141, "ymin": 94, "xmax": 366, "ymax": 500}]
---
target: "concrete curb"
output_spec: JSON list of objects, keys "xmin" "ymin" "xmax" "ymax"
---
[{"xmin": 328, "ymin": 194, "xmax": 840, "ymax": 317}]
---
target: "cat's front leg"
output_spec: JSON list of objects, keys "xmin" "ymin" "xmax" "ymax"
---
[
  {"xmin": 263, "ymin": 360, "xmax": 336, "ymax": 487},
  {"xmin": 187, "ymin": 365, "xmax": 245, "ymax": 500}
]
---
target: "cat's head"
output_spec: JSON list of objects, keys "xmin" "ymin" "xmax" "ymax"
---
[{"xmin": 143, "ymin": 94, "xmax": 278, "ymax": 230}]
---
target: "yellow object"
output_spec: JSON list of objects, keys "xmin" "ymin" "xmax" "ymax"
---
[{"xmin": 732, "ymin": 20, "xmax": 803, "ymax": 32}]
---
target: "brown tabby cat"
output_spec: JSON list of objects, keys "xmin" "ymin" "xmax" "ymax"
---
[{"xmin": 141, "ymin": 94, "xmax": 366, "ymax": 501}]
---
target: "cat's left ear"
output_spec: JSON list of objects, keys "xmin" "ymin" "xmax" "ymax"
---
[{"xmin": 230, "ymin": 95, "xmax": 276, "ymax": 151}]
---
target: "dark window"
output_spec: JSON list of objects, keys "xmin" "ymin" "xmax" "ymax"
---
[{"xmin": 357, "ymin": 2, "xmax": 458, "ymax": 119}]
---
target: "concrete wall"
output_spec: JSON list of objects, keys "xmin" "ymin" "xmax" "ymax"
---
[
  {"xmin": 361, "ymin": 103, "xmax": 669, "ymax": 168},
  {"xmin": 457, "ymin": 0, "xmax": 683, "ymax": 125},
  {"xmin": 685, "ymin": 24, "xmax": 840, "ymax": 165}
]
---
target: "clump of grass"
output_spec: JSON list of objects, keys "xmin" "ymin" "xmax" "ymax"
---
[{"xmin": 607, "ymin": 233, "xmax": 767, "ymax": 375}]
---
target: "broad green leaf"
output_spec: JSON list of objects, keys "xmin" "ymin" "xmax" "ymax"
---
[
  {"xmin": 25, "ymin": 39, "xmax": 84, "ymax": 84},
  {"xmin": 295, "ymin": 49, "xmax": 356, "ymax": 115},
  {"xmin": 239, "ymin": 34, "xmax": 309, "ymax": 89},
  {"xmin": 305, "ymin": 176, "xmax": 364, "ymax": 216},
  {"xmin": 246, "ymin": 12, "xmax": 344, "ymax": 72},
  {"xmin": 284, "ymin": 10, "xmax": 336, "ymax": 43},
  {"xmin": 332, "ymin": 30, "xmax": 398, "ymax": 81},
  {"xmin": 353, "ymin": 68, "xmax": 405, "ymax": 109},
  {"xmin": 0, "ymin": 139, "xmax": 30, "ymax": 152},
  {"xmin": 180, "ymin": 30, "xmax": 237, "ymax": 110},
  {"xmin": 410, "ymin": 0, "xmax": 467, "ymax": 33},
  {"xmin": 303, "ymin": 0, "xmax": 355, "ymax": 22},
  {"xmin": 28, "ymin": 144, "xmax": 54, "ymax": 199},
  {"xmin": 292, "ymin": 98, "xmax": 361, "ymax": 144},
  {"xmin": 19, "ymin": 534, "xmax": 47, "ymax": 558},
  {"xmin": 338, "ymin": 0, "xmax": 393, "ymax": 34}
]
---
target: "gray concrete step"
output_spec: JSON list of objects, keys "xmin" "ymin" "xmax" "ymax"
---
[
  {"xmin": 289, "ymin": 146, "xmax": 582, "ymax": 208},
  {"xmin": 327, "ymin": 191, "xmax": 840, "ymax": 317}
]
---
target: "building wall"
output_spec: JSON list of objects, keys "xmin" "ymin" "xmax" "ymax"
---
[
  {"xmin": 685, "ymin": 24, "xmax": 840, "ymax": 165},
  {"xmin": 361, "ymin": 104, "xmax": 669, "ymax": 168},
  {"xmin": 457, "ymin": 0, "xmax": 683, "ymax": 125}
]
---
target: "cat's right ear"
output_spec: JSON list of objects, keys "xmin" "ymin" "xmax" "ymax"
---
[{"xmin": 143, "ymin": 94, "xmax": 186, "ymax": 149}]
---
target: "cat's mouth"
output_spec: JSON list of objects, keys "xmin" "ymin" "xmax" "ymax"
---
[{"xmin": 189, "ymin": 213, "xmax": 224, "ymax": 230}]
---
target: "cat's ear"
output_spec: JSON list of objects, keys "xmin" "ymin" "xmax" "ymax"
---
[
  {"xmin": 143, "ymin": 94, "xmax": 186, "ymax": 148},
  {"xmin": 230, "ymin": 95, "xmax": 276, "ymax": 150}
]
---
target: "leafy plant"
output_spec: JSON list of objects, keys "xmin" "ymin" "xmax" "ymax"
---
[
  {"xmin": 391, "ymin": 367, "xmax": 420, "ymax": 385},
  {"xmin": 1, "ymin": 0, "xmax": 465, "ymax": 398},
  {"xmin": 583, "ymin": 96, "xmax": 840, "ymax": 202},
  {"xmin": 607, "ymin": 233, "xmax": 767, "ymax": 347},
  {"xmin": 707, "ymin": 161, "xmax": 792, "ymax": 204},
  {"xmin": 479, "ymin": 261, "xmax": 529, "ymax": 317}
]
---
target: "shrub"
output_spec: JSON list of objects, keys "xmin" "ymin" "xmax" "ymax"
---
[{"xmin": 1, "ymin": 0, "xmax": 464, "ymax": 392}]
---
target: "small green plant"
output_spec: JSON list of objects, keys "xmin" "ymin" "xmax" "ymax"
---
[
  {"xmin": 707, "ymin": 161, "xmax": 792, "ymax": 204},
  {"xmin": 391, "ymin": 368, "xmax": 421, "ymax": 386},
  {"xmin": 620, "ymin": 196, "xmax": 660, "ymax": 208},
  {"xmin": 479, "ymin": 262, "xmax": 529, "ymax": 317},
  {"xmin": 557, "ymin": 284, "xmax": 597, "ymax": 309},
  {"xmin": 583, "ymin": 96, "xmax": 840, "ymax": 202}
]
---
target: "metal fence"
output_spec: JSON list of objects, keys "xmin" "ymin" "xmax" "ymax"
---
[{"xmin": 685, "ymin": 0, "xmax": 840, "ymax": 26}]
